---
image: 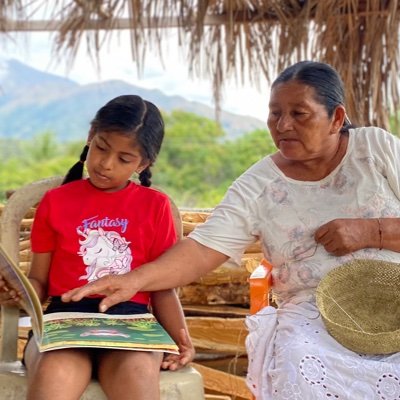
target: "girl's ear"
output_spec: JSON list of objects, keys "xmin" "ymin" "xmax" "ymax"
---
[
  {"xmin": 331, "ymin": 105, "xmax": 346, "ymax": 134},
  {"xmin": 137, "ymin": 161, "xmax": 150, "ymax": 174}
]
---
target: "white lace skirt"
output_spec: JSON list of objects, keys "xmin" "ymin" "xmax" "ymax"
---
[{"xmin": 245, "ymin": 302, "xmax": 400, "ymax": 400}]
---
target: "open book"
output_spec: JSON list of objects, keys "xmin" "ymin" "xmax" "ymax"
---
[{"xmin": 0, "ymin": 244, "xmax": 179, "ymax": 354}]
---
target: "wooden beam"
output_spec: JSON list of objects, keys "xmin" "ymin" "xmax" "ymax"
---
[
  {"xmin": 0, "ymin": 14, "xmax": 235, "ymax": 32},
  {"xmin": 0, "ymin": 2, "xmax": 398, "ymax": 33},
  {"xmin": 0, "ymin": 6, "xmax": 291, "ymax": 33},
  {"xmin": 191, "ymin": 362, "xmax": 252, "ymax": 400},
  {"xmin": 183, "ymin": 304, "xmax": 249, "ymax": 318},
  {"xmin": 186, "ymin": 317, "xmax": 247, "ymax": 353}
]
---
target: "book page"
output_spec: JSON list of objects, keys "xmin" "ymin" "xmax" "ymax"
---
[
  {"xmin": 0, "ymin": 244, "xmax": 43, "ymax": 339},
  {"xmin": 40, "ymin": 312, "xmax": 179, "ymax": 354}
]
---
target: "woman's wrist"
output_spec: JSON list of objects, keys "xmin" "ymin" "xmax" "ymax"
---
[
  {"xmin": 369, "ymin": 217, "xmax": 400, "ymax": 253},
  {"xmin": 127, "ymin": 268, "xmax": 146, "ymax": 293},
  {"xmin": 131, "ymin": 263, "xmax": 159, "ymax": 292}
]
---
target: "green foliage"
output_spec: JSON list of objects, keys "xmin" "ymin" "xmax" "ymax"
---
[
  {"xmin": 0, "ymin": 132, "xmax": 78, "ymax": 200},
  {"xmin": 223, "ymin": 129, "xmax": 277, "ymax": 182},
  {"xmin": 1, "ymin": 112, "xmax": 275, "ymax": 207},
  {"xmin": 23, "ymin": 131, "xmax": 61, "ymax": 161},
  {"xmin": 155, "ymin": 112, "xmax": 275, "ymax": 207}
]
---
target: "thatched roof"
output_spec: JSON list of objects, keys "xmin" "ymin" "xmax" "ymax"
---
[{"xmin": 1, "ymin": 0, "xmax": 399, "ymax": 129}]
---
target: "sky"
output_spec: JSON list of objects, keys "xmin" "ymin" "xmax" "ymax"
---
[{"xmin": 1, "ymin": 29, "xmax": 270, "ymax": 122}]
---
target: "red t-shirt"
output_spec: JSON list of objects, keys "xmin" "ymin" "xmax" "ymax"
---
[{"xmin": 31, "ymin": 179, "xmax": 177, "ymax": 305}]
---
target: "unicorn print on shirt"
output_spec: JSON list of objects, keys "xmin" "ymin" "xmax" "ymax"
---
[{"xmin": 77, "ymin": 226, "xmax": 132, "ymax": 282}]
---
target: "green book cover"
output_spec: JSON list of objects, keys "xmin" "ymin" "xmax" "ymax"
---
[
  {"xmin": 41, "ymin": 312, "xmax": 179, "ymax": 353},
  {"xmin": 0, "ymin": 244, "xmax": 179, "ymax": 354}
]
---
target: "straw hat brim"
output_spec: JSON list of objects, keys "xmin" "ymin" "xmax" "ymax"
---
[{"xmin": 316, "ymin": 258, "xmax": 400, "ymax": 355}]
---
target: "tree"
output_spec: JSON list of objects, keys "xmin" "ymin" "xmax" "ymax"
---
[
  {"xmin": 1, "ymin": 111, "xmax": 276, "ymax": 207},
  {"xmin": 154, "ymin": 111, "xmax": 227, "ymax": 206}
]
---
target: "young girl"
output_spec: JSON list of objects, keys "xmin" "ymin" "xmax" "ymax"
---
[{"xmin": 3, "ymin": 95, "xmax": 195, "ymax": 399}]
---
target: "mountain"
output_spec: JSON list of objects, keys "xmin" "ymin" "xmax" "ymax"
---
[{"xmin": 0, "ymin": 59, "xmax": 265, "ymax": 141}]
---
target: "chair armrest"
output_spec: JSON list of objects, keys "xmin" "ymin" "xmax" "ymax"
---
[
  {"xmin": 248, "ymin": 259, "xmax": 273, "ymax": 315},
  {"xmin": 0, "ymin": 306, "xmax": 20, "ymax": 363},
  {"xmin": 0, "ymin": 177, "xmax": 63, "ymax": 362}
]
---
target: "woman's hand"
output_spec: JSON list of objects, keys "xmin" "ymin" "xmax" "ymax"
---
[
  {"xmin": 314, "ymin": 218, "xmax": 379, "ymax": 256},
  {"xmin": 61, "ymin": 272, "xmax": 140, "ymax": 312},
  {"xmin": 161, "ymin": 329, "xmax": 195, "ymax": 371},
  {"xmin": 0, "ymin": 275, "xmax": 21, "ymax": 306}
]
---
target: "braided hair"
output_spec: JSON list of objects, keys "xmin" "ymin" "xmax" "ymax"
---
[{"xmin": 62, "ymin": 95, "xmax": 165, "ymax": 187}]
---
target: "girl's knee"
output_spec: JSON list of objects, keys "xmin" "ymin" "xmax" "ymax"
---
[
  {"xmin": 31, "ymin": 349, "xmax": 92, "ymax": 379},
  {"xmin": 26, "ymin": 350, "xmax": 93, "ymax": 400},
  {"xmin": 98, "ymin": 352, "xmax": 163, "ymax": 399},
  {"xmin": 134, "ymin": 351, "xmax": 163, "ymax": 370},
  {"xmin": 99, "ymin": 350, "xmax": 162, "ymax": 379}
]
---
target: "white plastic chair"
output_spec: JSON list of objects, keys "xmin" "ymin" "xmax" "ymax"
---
[{"xmin": 0, "ymin": 176, "xmax": 204, "ymax": 400}]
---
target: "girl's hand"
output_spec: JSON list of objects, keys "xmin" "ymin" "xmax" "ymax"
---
[
  {"xmin": 161, "ymin": 329, "xmax": 195, "ymax": 371},
  {"xmin": 0, "ymin": 275, "xmax": 21, "ymax": 305}
]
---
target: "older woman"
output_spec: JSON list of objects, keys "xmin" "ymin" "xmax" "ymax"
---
[{"xmin": 64, "ymin": 61, "xmax": 400, "ymax": 399}]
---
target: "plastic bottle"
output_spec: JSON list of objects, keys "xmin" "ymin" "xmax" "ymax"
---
[{"xmin": 249, "ymin": 258, "xmax": 273, "ymax": 315}]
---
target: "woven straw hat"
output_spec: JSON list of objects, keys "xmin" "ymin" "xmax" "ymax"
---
[{"xmin": 316, "ymin": 259, "xmax": 400, "ymax": 354}]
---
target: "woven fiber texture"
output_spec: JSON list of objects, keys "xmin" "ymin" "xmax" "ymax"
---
[{"xmin": 316, "ymin": 259, "xmax": 400, "ymax": 355}]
